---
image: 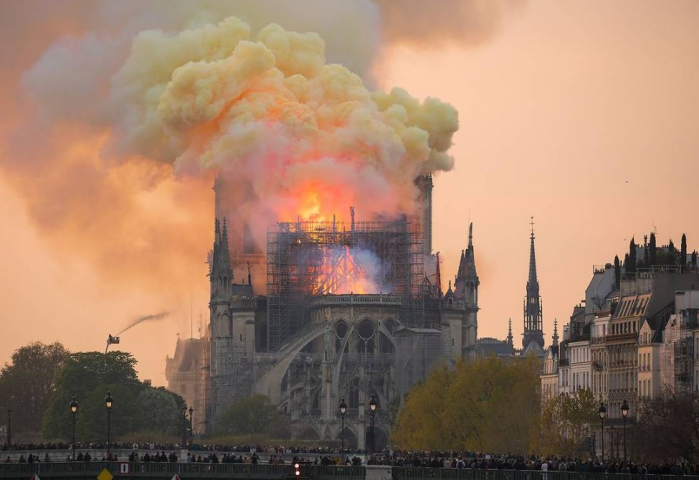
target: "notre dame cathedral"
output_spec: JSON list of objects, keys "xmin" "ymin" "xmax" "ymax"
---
[{"xmin": 166, "ymin": 175, "xmax": 479, "ymax": 449}]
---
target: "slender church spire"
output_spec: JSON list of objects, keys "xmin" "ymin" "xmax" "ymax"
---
[
  {"xmin": 455, "ymin": 223, "xmax": 479, "ymax": 303},
  {"xmin": 528, "ymin": 217, "xmax": 538, "ymax": 289},
  {"xmin": 523, "ymin": 216, "xmax": 544, "ymax": 350},
  {"xmin": 552, "ymin": 319, "xmax": 559, "ymax": 346},
  {"xmin": 507, "ymin": 318, "xmax": 513, "ymax": 348}
]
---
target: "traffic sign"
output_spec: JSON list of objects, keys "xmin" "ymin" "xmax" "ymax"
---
[{"xmin": 97, "ymin": 468, "xmax": 113, "ymax": 480}]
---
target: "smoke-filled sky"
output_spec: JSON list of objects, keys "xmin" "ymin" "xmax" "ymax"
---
[{"xmin": 1, "ymin": 1, "xmax": 698, "ymax": 383}]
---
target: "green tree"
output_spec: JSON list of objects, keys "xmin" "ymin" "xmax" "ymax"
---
[
  {"xmin": 536, "ymin": 389, "xmax": 597, "ymax": 457},
  {"xmin": 136, "ymin": 387, "xmax": 182, "ymax": 437},
  {"xmin": 0, "ymin": 342, "xmax": 70, "ymax": 440},
  {"xmin": 216, "ymin": 394, "xmax": 283, "ymax": 436},
  {"xmin": 76, "ymin": 383, "xmax": 143, "ymax": 442},
  {"xmin": 391, "ymin": 363, "xmax": 453, "ymax": 449},
  {"xmin": 681, "ymin": 234, "xmax": 687, "ymax": 267},
  {"xmin": 392, "ymin": 356, "xmax": 540, "ymax": 454},
  {"xmin": 43, "ymin": 351, "xmax": 142, "ymax": 440},
  {"xmin": 649, "ymin": 232, "xmax": 657, "ymax": 266},
  {"xmin": 613, "ymin": 255, "xmax": 621, "ymax": 290},
  {"xmin": 692, "ymin": 251, "xmax": 698, "ymax": 267},
  {"xmin": 667, "ymin": 239, "xmax": 678, "ymax": 265},
  {"xmin": 627, "ymin": 238, "xmax": 637, "ymax": 274},
  {"xmin": 633, "ymin": 389, "xmax": 699, "ymax": 463},
  {"xmin": 643, "ymin": 241, "xmax": 650, "ymax": 268}
]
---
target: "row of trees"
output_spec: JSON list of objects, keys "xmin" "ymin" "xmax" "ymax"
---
[
  {"xmin": 0, "ymin": 342, "xmax": 289, "ymax": 445},
  {"xmin": 0, "ymin": 343, "xmax": 186, "ymax": 443},
  {"xmin": 393, "ymin": 356, "xmax": 699, "ymax": 462}
]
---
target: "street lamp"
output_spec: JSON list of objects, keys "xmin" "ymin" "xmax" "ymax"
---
[
  {"xmin": 70, "ymin": 397, "xmax": 79, "ymax": 461},
  {"xmin": 105, "ymin": 392, "xmax": 113, "ymax": 456},
  {"xmin": 6, "ymin": 407, "xmax": 11, "ymax": 447},
  {"xmin": 338, "ymin": 398, "xmax": 347, "ymax": 451},
  {"xmin": 621, "ymin": 399, "xmax": 629, "ymax": 464},
  {"xmin": 598, "ymin": 402, "xmax": 607, "ymax": 462},
  {"xmin": 188, "ymin": 407, "xmax": 194, "ymax": 446},
  {"xmin": 182, "ymin": 406, "xmax": 188, "ymax": 446},
  {"xmin": 369, "ymin": 395, "xmax": 377, "ymax": 454}
]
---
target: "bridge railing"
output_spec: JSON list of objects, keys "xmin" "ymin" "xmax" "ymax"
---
[
  {"xmin": 0, "ymin": 462, "xmax": 297, "ymax": 479},
  {"xmin": 0, "ymin": 462, "xmax": 366, "ymax": 479},
  {"xmin": 2, "ymin": 464, "xmax": 697, "ymax": 480},
  {"xmin": 391, "ymin": 469, "xmax": 699, "ymax": 480}
]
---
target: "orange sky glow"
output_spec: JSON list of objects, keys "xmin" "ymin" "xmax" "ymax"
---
[{"xmin": 1, "ymin": 1, "xmax": 698, "ymax": 384}]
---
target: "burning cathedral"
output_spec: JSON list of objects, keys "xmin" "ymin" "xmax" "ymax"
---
[
  {"xmin": 167, "ymin": 175, "xmax": 479, "ymax": 449},
  {"xmin": 152, "ymin": 15, "xmax": 475, "ymax": 449}
]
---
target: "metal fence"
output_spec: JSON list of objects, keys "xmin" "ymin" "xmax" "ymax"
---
[
  {"xmin": 392, "ymin": 470, "xmax": 699, "ymax": 480},
  {"xmin": 1, "ymin": 464, "xmax": 696, "ymax": 480},
  {"xmin": 0, "ymin": 462, "xmax": 365, "ymax": 480}
]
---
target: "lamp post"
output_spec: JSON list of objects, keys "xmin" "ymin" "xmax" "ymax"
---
[
  {"xmin": 6, "ymin": 408, "xmax": 11, "ymax": 447},
  {"xmin": 181, "ymin": 407, "xmax": 188, "ymax": 446},
  {"xmin": 339, "ymin": 398, "xmax": 347, "ymax": 451},
  {"xmin": 368, "ymin": 395, "xmax": 377, "ymax": 454},
  {"xmin": 598, "ymin": 402, "xmax": 607, "ymax": 462},
  {"xmin": 70, "ymin": 397, "xmax": 79, "ymax": 461},
  {"xmin": 188, "ymin": 407, "xmax": 194, "ymax": 446},
  {"xmin": 105, "ymin": 392, "xmax": 113, "ymax": 455},
  {"xmin": 621, "ymin": 399, "xmax": 629, "ymax": 464}
]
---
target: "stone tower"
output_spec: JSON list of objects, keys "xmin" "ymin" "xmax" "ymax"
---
[
  {"xmin": 523, "ymin": 217, "xmax": 544, "ymax": 349},
  {"xmin": 454, "ymin": 223, "xmax": 479, "ymax": 356},
  {"xmin": 208, "ymin": 218, "xmax": 232, "ymax": 424}
]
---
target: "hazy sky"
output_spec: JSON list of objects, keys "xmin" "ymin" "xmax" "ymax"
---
[{"xmin": 1, "ymin": 1, "xmax": 698, "ymax": 384}]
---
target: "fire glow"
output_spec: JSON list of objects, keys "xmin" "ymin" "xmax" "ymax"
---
[{"xmin": 313, "ymin": 245, "xmax": 382, "ymax": 295}]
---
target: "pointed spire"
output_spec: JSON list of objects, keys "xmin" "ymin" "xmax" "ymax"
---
[
  {"xmin": 455, "ymin": 223, "xmax": 479, "ymax": 302},
  {"xmin": 528, "ymin": 216, "xmax": 538, "ymax": 288},
  {"xmin": 552, "ymin": 319, "xmax": 559, "ymax": 346},
  {"xmin": 466, "ymin": 224, "xmax": 477, "ymax": 277},
  {"xmin": 523, "ymin": 216, "xmax": 543, "ymax": 349},
  {"xmin": 222, "ymin": 218, "xmax": 229, "ymax": 253},
  {"xmin": 247, "ymin": 261, "xmax": 252, "ymax": 287},
  {"xmin": 507, "ymin": 318, "xmax": 513, "ymax": 347}
]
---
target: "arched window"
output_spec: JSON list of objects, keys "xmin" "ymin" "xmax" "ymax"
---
[
  {"xmin": 335, "ymin": 321, "xmax": 348, "ymax": 353},
  {"xmin": 349, "ymin": 377, "xmax": 360, "ymax": 408}
]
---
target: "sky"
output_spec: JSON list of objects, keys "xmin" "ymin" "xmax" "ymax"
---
[{"xmin": 1, "ymin": 1, "xmax": 698, "ymax": 384}]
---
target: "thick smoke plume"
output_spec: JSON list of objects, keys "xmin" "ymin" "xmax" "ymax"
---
[
  {"xmin": 116, "ymin": 312, "xmax": 170, "ymax": 337},
  {"xmin": 0, "ymin": 1, "xmax": 523, "ymax": 295}
]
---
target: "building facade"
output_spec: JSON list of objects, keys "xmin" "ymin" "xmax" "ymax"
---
[{"xmin": 540, "ymin": 237, "xmax": 699, "ymax": 459}]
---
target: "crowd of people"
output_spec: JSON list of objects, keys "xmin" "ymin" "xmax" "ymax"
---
[
  {"xmin": 365, "ymin": 452, "xmax": 699, "ymax": 476},
  {"xmin": 2, "ymin": 444, "xmax": 699, "ymax": 475}
]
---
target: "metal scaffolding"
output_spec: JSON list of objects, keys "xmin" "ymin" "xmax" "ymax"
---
[{"xmin": 266, "ymin": 216, "xmax": 424, "ymax": 351}]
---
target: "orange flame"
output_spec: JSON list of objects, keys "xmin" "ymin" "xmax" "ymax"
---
[{"xmin": 312, "ymin": 245, "xmax": 378, "ymax": 295}]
